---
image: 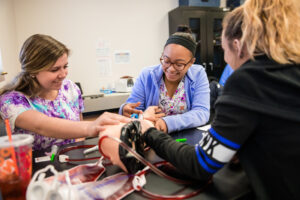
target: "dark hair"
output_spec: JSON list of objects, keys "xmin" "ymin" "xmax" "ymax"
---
[
  {"xmin": 165, "ymin": 25, "xmax": 196, "ymax": 56},
  {"xmin": 176, "ymin": 25, "xmax": 192, "ymax": 34}
]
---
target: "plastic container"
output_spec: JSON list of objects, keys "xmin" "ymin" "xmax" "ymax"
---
[
  {"xmin": 100, "ymin": 89, "xmax": 113, "ymax": 94},
  {"xmin": 0, "ymin": 134, "xmax": 34, "ymax": 200}
]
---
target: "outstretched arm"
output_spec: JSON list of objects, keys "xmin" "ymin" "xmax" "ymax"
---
[
  {"xmin": 141, "ymin": 101, "xmax": 259, "ymax": 181},
  {"xmin": 143, "ymin": 127, "xmax": 212, "ymax": 181},
  {"xmin": 16, "ymin": 111, "xmax": 131, "ymax": 139}
]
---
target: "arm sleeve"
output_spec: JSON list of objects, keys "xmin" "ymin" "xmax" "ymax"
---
[
  {"xmin": 144, "ymin": 101, "xmax": 259, "ymax": 181},
  {"xmin": 0, "ymin": 92, "xmax": 31, "ymax": 131},
  {"xmin": 118, "ymin": 103, "xmax": 126, "ymax": 115},
  {"xmin": 163, "ymin": 68, "xmax": 210, "ymax": 133},
  {"xmin": 144, "ymin": 127, "xmax": 212, "ymax": 181}
]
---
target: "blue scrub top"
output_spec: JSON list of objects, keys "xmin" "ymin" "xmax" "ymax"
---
[{"xmin": 219, "ymin": 64, "xmax": 234, "ymax": 86}]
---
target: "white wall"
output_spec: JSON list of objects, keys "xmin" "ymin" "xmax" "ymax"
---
[
  {"xmin": 11, "ymin": 0, "xmax": 178, "ymax": 95},
  {"xmin": 0, "ymin": 0, "xmax": 19, "ymax": 87}
]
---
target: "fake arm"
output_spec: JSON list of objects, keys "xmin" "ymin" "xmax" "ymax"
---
[
  {"xmin": 98, "ymin": 123, "xmax": 127, "ymax": 172},
  {"xmin": 99, "ymin": 118, "xmax": 154, "ymax": 173}
]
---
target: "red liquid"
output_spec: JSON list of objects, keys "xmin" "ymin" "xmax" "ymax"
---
[
  {"xmin": 0, "ymin": 146, "xmax": 32, "ymax": 200},
  {"xmin": 68, "ymin": 164, "xmax": 105, "ymax": 183},
  {"xmin": 46, "ymin": 164, "xmax": 105, "ymax": 184},
  {"xmin": 0, "ymin": 174, "xmax": 30, "ymax": 200}
]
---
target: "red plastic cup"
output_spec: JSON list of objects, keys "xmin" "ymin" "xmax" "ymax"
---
[{"xmin": 0, "ymin": 134, "xmax": 34, "ymax": 200}]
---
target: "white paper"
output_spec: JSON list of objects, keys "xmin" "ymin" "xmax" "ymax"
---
[
  {"xmin": 97, "ymin": 58, "xmax": 112, "ymax": 76},
  {"xmin": 96, "ymin": 39, "xmax": 112, "ymax": 76},
  {"xmin": 35, "ymin": 156, "xmax": 51, "ymax": 163},
  {"xmin": 114, "ymin": 51, "xmax": 130, "ymax": 64}
]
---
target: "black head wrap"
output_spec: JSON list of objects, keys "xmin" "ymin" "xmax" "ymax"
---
[{"xmin": 164, "ymin": 35, "xmax": 196, "ymax": 56}]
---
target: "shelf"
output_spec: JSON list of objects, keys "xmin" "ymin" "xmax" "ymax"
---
[{"xmin": 82, "ymin": 92, "xmax": 130, "ymax": 113}]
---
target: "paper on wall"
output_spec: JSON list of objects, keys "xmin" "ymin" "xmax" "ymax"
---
[
  {"xmin": 114, "ymin": 51, "xmax": 130, "ymax": 64},
  {"xmin": 96, "ymin": 39, "xmax": 112, "ymax": 77}
]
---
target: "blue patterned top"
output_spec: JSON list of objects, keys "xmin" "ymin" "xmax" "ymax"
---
[{"xmin": 0, "ymin": 79, "xmax": 84, "ymax": 150}]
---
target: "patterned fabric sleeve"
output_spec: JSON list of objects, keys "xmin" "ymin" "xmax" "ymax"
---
[
  {"xmin": 77, "ymin": 87, "xmax": 84, "ymax": 113},
  {"xmin": 0, "ymin": 80, "xmax": 83, "ymax": 150},
  {"xmin": 0, "ymin": 91, "xmax": 32, "ymax": 131},
  {"xmin": 62, "ymin": 79, "xmax": 84, "ymax": 114}
]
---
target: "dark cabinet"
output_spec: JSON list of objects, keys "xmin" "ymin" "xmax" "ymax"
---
[{"xmin": 168, "ymin": 7, "xmax": 229, "ymax": 80}]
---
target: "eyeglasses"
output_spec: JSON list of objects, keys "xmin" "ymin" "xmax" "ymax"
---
[{"xmin": 160, "ymin": 56, "xmax": 193, "ymax": 71}]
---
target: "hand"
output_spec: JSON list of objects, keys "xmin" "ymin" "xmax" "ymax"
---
[
  {"xmin": 139, "ymin": 119, "xmax": 155, "ymax": 133},
  {"xmin": 98, "ymin": 112, "xmax": 131, "ymax": 125},
  {"xmin": 123, "ymin": 102, "xmax": 143, "ymax": 117},
  {"xmin": 88, "ymin": 112, "xmax": 131, "ymax": 137},
  {"xmin": 155, "ymin": 118, "xmax": 168, "ymax": 133},
  {"xmin": 143, "ymin": 106, "xmax": 165, "ymax": 122}
]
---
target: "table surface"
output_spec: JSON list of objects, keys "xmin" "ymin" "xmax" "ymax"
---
[{"xmin": 32, "ymin": 128, "xmax": 252, "ymax": 200}]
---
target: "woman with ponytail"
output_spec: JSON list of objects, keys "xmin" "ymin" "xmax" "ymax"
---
[{"xmin": 0, "ymin": 34, "xmax": 130, "ymax": 150}]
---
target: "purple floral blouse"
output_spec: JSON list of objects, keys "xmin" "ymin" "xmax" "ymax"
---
[
  {"xmin": 0, "ymin": 79, "xmax": 84, "ymax": 150},
  {"xmin": 159, "ymin": 78, "xmax": 187, "ymax": 116}
]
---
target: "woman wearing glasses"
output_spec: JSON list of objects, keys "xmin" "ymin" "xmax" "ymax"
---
[{"xmin": 119, "ymin": 27, "xmax": 210, "ymax": 133}]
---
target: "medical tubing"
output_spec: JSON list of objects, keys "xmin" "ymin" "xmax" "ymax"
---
[
  {"xmin": 139, "ymin": 186, "xmax": 206, "ymax": 200},
  {"xmin": 54, "ymin": 137, "xmax": 210, "ymax": 199},
  {"xmin": 58, "ymin": 144, "xmax": 101, "ymax": 162},
  {"xmin": 57, "ymin": 144, "xmax": 114, "ymax": 168},
  {"xmin": 99, "ymin": 135, "xmax": 211, "ymax": 199},
  {"xmin": 98, "ymin": 134, "xmax": 195, "ymax": 185},
  {"xmin": 135, "ymin": 161, "xmax": 212, "ymax": 199}
]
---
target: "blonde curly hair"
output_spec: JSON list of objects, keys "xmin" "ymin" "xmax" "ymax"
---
[{"xmin": 223, "ymin": 0, "xmax": 300, "ymax": 64}]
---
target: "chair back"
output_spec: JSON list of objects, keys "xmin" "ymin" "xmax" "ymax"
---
[{"xmin": 0, "ymin": 118, "xmax": 6, "ymax": 136}]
